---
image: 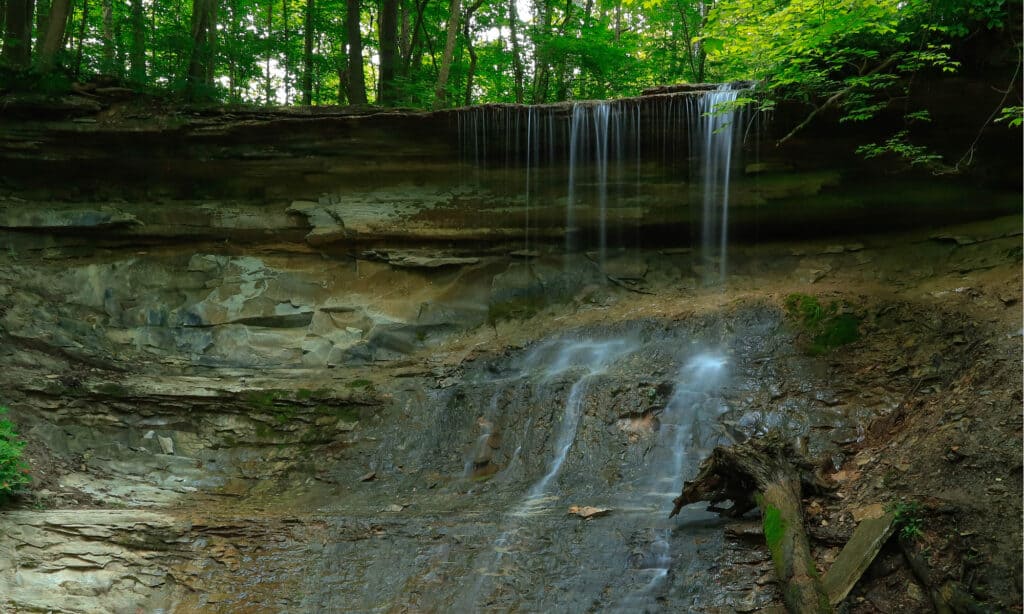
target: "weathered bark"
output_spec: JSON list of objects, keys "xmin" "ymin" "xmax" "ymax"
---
[
  {"xmin": 185, "ymin": 0, "xmax": 217, "ymax": 100},
  {"xmin": 2, "ymin": 0, "xmax": 33, "ymax": 68},
  {"xmin": 377, "ymin": 0, "xmax": 397, "ymax": 104},
  {"xmin": 129, "ymin": 0, "xmax": 144, "ymax": 81},
  {"xmin": 37, "ymin": 0, "xmax": 70, "ymax": 71},
  {"xmin": 432, "ymin": 0, "xmax": 460, "ymax": 107},
  {"xmin": 345, "ymin": 0, "xmax": 366, "ymax": 104},
  {"xmin": 301, "ymin": 0, "xmax": 313, "ymax": 105},
  {"xmin": 671, "ymin": 435, "xmax": 833, "ymax": 614}
]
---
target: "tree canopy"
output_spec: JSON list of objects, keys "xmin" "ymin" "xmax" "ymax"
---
[{"xmin": 0, "ymin": 0, "xmax": 1016, "ymax": 113}]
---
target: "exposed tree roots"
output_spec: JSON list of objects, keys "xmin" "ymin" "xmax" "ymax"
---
[{"xmin": 670, "ymin": 433, "xmax": 834, "ymax": 614}]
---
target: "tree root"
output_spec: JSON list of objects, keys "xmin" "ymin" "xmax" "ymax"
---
[
  {"xmin": 901, "ymin": 537, "xmax": 993, "ymax": 614},
  {"xmin": 670, "ymin": 432, "xmax": 834, "ymax": 614}
]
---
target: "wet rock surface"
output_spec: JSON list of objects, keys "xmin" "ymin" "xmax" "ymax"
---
[{"xmin": 0, "ymin": 105, "xmax": 1020, "ymax": 614}]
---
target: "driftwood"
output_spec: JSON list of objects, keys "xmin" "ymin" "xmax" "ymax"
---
[{"xmin": 670, "ymin": 433, "xmax": 833, "ymax": 614}]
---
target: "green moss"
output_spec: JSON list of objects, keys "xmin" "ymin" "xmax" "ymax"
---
[
  {"xmin": 295, "ymin": 388, "xmax": 314, "ymax": 400},
  {"xmin": 762, "ymin": 503, "xmax": 787, "ymax": 552},
  {"xmin": 784, "ymin": 293, "xmax": 861, "ymax": 354},
  {"xmin": 346, "ymin": 379, "xmax": 373, "ymax": 389}
]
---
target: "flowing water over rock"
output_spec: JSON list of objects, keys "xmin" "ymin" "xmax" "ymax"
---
[
  {"xmin": 1, "ymin": 85, "xmax": 1020, "ymax": 613},
  {"xmin": 290, "ymin": 310, "xmax": 863, "ymax": 612}
]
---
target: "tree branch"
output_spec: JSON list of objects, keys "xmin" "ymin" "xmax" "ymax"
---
[{"xmin": 776, "ymin": 55, "xmax": 899, "ymax": 147}]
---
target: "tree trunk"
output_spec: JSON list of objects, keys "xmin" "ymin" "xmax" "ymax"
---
[
  {"xmin": 506, "ymin": 0, "xmax": 523, "ymax": 103},
  {"xmin": 530, "ymin": 0, "xmax": 553, "ymax": 103},
  {"xmin": 404, "ymin": 0, "xmax": 426, "ymax": 72},
  {"xmin": 345, "ymin": 0, "xmax": 366, "ymax": 103},
  {"xmin": 33, "ymin": 0, "xmax": 48, "ymax": 56},
  {"xmin": 398, "ymin": 0, "xmax": 409, "ymax": 73},
  {"xmin": 37, "ymin": 0, "xmax": 69, "ymax": 71},
  {"xmin": 432, "ymin": 0, "xmax": 459, "ymax": 107},
  {"xmin": 205, "ymin": 0, "xmax": 216, "ymax": 86},
  {"xmin": 61, "ymin": 0, "xmax": 73, "ymax": 48},
  {"xmin": 301, "ymin": 0, "xmax": 313, "ymax": 105},
  {"xmin": 461, "ymin": 0, "xmax": 482, "ymax": 106},
  {"xmin": 461, "ymin": 16, "xmax": 473, "ymax": 105},
  {"xmin": 2, "ymin": 0, "xmax": 33, "ymax": 68},
  {"xmin": 129, "ymin": 0, "xmax": 144, "ymax": 81},
  {"xmin": 282, "ymin": 0, "xmax": 291, "ymax": 103},
  {"xmin": 100, "ymin": 0, "xmax": 114, "ymax": 73},
  {"xmin": 671, "ymin": 435, "xmax": 834, "ymax": 614},
  {"xmin": 72, "ymin": 0, "xmax": 85, "ymax": 76},
  {"xmin": 186, "ymin": 0, "xmax": 217, "ymax": 100},
  {"xmin": 377, "ymin": 0, "xmax": 397, "ymax": 104},
  {"xmin": 264, "ymin": 0, "xmax": 272, "ymax": 104}
]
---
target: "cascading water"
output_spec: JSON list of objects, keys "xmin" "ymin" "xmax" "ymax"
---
[
  {"xmin": 453, "ymin": 87, "xmax": 749, "ymax": 274},
  {"xmin": 613, "ymin": 350, "xmax": 731, "ymax": 612},
  {"xmin": 448, "ymin": 91, "xmax": 752, "ymax": 610},
  {"xmin": 458, "ymin": 336, "xmax": 641, "ymax": 609},
  {"xmin": 688, "ymin": 85, "xmax": 748, "ymax": 284}
]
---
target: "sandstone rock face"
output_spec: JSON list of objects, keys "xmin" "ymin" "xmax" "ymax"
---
[{"xmin": 0, "ymin": 93, "xmax": 1020, "ymax": 612}]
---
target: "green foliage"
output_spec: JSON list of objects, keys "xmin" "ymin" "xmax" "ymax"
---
[
  {"xmin": 856, "ymin": 130, "xmax": 945, "ymax": 168},
  {"xmin": 0, "ymin": 406, "xmax": 30, "ymax": 501},
  {"xmin": 996, "ymin": 106, "xmax": 1024, "ymax": 128},
  {"xmin": 701, "ymin": 0, "xmax": 1008, "ymax": 162},
  {"xmin": 889, "ymin": 501, "xmax": 925, "ymax": 540},
  {"xmin": 784, "ymin": 293, "xmax": 861, "ymax": 354}
]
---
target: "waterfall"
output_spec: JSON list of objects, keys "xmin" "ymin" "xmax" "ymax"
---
[
  {"xmin": 688, "ymin": 85, "xmax": 747, "ymax": 284},
  {"xmin": 452, "ymin": 85, "xmax": 750, "ymax": 271}
]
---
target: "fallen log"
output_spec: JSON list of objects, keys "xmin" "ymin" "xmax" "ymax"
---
[{"xmin": 670, "ymin": 432, "xmax": 833, "ymax": 614}]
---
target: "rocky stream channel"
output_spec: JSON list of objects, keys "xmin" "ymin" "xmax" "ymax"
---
[{"xmin": 0, "ymin": 85, "xmax": 1020, "ymax": 613}]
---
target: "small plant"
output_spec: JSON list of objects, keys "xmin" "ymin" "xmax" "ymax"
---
[
  {"xmin": 784, "ymin": 294, "xmax": 861, "ymax": 354},
  {"xmin": 889, "ymin": 501, "xmax": 925, "ymax": 541},
  {"xmin": 0, "ymin": 406, "xmax": 30, "ymax": 501}
]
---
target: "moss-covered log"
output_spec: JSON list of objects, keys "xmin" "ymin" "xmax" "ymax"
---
[{"xmin": 670, "ymin": 433, "xmax": 833, "ymax": 614}]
